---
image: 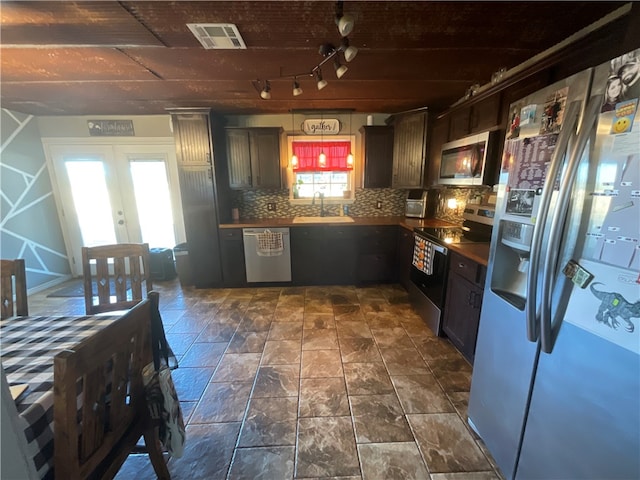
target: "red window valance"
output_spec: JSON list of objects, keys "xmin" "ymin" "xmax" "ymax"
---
[{"xmin": 292, "ymin": 141, "xmax": 352, "ymax": 171}]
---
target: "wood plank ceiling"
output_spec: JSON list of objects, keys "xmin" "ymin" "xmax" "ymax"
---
[{"xmin": 0, "ymin": 1, "xmax": 629, "ymax": 116}]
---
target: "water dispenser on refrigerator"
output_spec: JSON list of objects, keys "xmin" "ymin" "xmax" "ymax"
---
[{"xmin": 491, "ymin": 219, "xmax": 534, "ymax": 310}]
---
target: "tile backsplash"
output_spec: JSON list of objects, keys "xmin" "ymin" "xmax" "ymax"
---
[
  {"xmin": 429, "ymin": 186, "xmax": 492, "ymax": 225},
  {"xmin": 231, "ymin": 188, "xmax": 406, "ymax": 219},
  {"xmin": 230, "ymin": 185, "xmax": 492, "ymax": 223}
]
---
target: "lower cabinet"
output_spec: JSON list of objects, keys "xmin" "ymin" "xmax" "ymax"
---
[
  {"xmin": 291, "ymin": 226, "xmax": 397, "ymax": 286},
  {"xmin": 324, "ymin": 227, "xmax": 357, "ymax": 285},
  {"xmin": 443, "ymin": 252, "xmax": 486, "ymax": 363},
  {"xmin": 291, "ymin": 226, "xmax": 357, "ymax": 285},
  {"xmin": 396, "ymin": 226, "xmax": 414, "ymax": 290},
  {"xmin": 356, "ymin": 226, "xmax": 397, "ymax": 284},
  {"xmin": 291, "ymin": 227, "xmax": 331, "ymax": 285},
  {"xmin": 219, "ymin": 228, "xmax": 246, "ymax": 287}
]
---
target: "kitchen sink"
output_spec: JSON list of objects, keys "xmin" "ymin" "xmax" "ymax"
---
[{"xmin": 293, "ymin": 216, "xmax": 355, "ymax": 223}]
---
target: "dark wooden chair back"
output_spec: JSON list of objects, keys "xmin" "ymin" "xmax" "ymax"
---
[
  {"xmin": 54, "ymin": 292, "xmax": 170, "ymax": 479},
  {"xmin": 81, "ymin": 243, "xmax": 153, "ymax": 315},
  {"xmin": 1, "ymin": 259, "xmax": 28, "ymax": 319}
]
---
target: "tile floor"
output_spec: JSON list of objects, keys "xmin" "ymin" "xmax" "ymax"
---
[{"xmin": 29, "ymin": 278, "xmax": 504, "ymax": 480}]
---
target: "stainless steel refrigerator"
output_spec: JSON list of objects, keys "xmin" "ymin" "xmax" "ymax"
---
[{"xmin": 468, "ymin": 48, "xmax": 640, "ymax": 479}]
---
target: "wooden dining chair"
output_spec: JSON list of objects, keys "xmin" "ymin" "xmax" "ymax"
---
[
  {"xmin": 81, "ymin": 243, "xmax": 153, "ymax": 315},
  {"xmin": 0, "ymin": 259, "xmax": 28, "ymax": 319}
]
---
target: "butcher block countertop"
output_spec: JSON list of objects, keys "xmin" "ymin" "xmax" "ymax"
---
[{"xmin": 220, "ymin": 216, "xmax": 490, "ymax": 266}]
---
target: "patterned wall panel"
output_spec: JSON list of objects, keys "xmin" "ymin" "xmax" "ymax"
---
[{"xmin": 1, "ymin": 109, "xmax": 70, "ymax": 290}]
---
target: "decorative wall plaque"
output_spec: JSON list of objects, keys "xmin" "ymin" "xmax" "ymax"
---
[
  {"xmin": 302, "ymin": 119, "xmax": 340, "ymax": 135},
  {"xmin": 87, "ymin": 120, "xmax": 135, "ymax": 136}
]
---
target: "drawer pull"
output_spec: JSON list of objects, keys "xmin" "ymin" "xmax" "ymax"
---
[{"xmin": 458, "ymin": 262, "xmax": 466, "ymax": 268}]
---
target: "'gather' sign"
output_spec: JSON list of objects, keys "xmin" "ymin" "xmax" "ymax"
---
[{"xmin": 302, "ymin": 119, "xmax": 341, "ymax": 135}]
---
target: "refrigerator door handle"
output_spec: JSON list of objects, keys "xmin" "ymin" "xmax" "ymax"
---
[
  {"xmin": 540, "ymin": 94, "xmax": 602, "ymax": 354},
  {"xmin": 525, "ymin": 100, "xmax": 582, "ymax": 343}
]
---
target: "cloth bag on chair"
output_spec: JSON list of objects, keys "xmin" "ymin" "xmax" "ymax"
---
[{"xmin": 142, "ymin": 302, "xmax": 186, "ymax": 458}]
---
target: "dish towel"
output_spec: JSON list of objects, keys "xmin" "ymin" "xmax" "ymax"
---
[
  {"xmin": 412, "ymin": 236, "xmax": 435, "ymax": 275},
  {"xmin": 256, "ymin": 229, "xmax": 284, "ymax": 257}
]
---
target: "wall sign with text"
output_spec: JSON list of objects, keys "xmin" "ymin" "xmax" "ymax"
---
[
  {"xmin": 302, "ymin": 119, "xmax": 341, "ymax": 135},
  {"xmin": 87, "ymin": 120, "xmax": 135, "ymax": 136}
]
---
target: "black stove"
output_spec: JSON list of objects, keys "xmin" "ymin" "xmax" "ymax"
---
[{"xmin": 414, "ymin": 224, "xmax": 491, "ymax": 245}]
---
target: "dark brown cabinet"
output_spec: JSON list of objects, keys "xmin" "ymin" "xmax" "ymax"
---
[
  {"xmin": 324, "ymin": 227, "xmax": 357, "ymax": 285},
  {"xmin": 356, "ymin": 226, "xmax": 397, "ymax": 283},
  {"xmin": 291, "ymin": 226, "xmax": 356, "ymax": 285},
  {"xmin": 170, "ymin": 110, "xmax": 223, "ymax": 288},
  {"xmin": 219, "ymin": 228, "xmax": 246, "ymax": 287},
  {"xmin": 448, "ymin": 95, "xmax": 502, "ymax": 141},
  {"xmin": 391, "ymin": 111, "xmax": 428, "ymax": 188},
  {"xmin": 443, "ymin": 252, "xmax": 486, "ymax": 363},
  {"xmin": 426, "ymin": 117, "xmax": 449, "ymax": 187},
  {"xmin": 226, "ymin": 127, "xmax": 282, "ymax": 189},
  {"xmin": 396, "ymin": 226, "xmax": 414, "ymax": 290},
  {"xmin": 361, "ymin": 126, "xmax": 394, "ymax": 188}
]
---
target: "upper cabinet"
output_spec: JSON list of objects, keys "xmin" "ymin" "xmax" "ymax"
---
[
  {"xmin": 447, "ymin": 95, "xmax": 502, "ymax": 141},
  {"xmin": 172, "ymin": 111, "xmax": 213, "ymax": 166},
  {"xmin": 391, "ymin": 111, "xmax": 428, "ymax": 189},
  {"xmin": 226, "ymin": 127, "xmax": 282, "ymax": 189},
  {"xmin": 426, "ymin": 117, "xmax": 449, "ymax": 187},
  {"xmin": 360, "ymin": 125, "xmax": 394, "ymax": 188}
]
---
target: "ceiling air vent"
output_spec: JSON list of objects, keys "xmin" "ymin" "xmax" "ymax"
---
[{"xmin": 187, "ymin": 23, "xmax": 247, "ymax": 49}]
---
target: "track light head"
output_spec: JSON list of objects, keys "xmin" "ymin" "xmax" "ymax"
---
[
  {"xmin": 260, "ymin": 80, "xmax": 271, "ymax": 99},
  {"xmin": 334, "ymin": 57, "xmax": 348, "ymax": 79},
  {"xmin": 344, "ymin": 45, "xmax": 358, "ymax": 62},
  {"xmin": 315, "ymin": 70, "xmax": 328, "ymax": 90},
  {"xmin": 335, "ymin": 1, "xmax": 354, "ymax": 37},
  {"xmin": 341, "ymin": 38, "xmax": 358, "ymax": 62},
  {"xmin": 337, "ymin": 13, "xmax": 354, "ymax": 37},
  {"xmin": 292, "ymin": 79, "xmax": 303, "ymax": 96}
]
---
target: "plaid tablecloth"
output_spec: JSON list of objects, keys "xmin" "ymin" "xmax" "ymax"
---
[{"xmin": 1, "ymin": 314, "xmax": 122, "ymax": 480}]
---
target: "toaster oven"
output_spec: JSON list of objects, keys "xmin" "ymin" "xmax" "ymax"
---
[{"xmin": 405, "ymin": 190, "xmax": 428, "ymax": 218}]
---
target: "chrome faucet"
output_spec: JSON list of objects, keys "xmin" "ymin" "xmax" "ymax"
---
[{"xmin": 312, "ymin": 191, "xmax": 326, "ymax": 217}]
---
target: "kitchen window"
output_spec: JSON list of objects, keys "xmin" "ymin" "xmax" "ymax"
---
[{"xmin": 288, "ymin": 138, "xmax": 354, "ymax": 200}]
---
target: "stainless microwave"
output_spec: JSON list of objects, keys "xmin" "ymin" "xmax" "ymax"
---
[{"xmin": 438, "ymin": 131, "xmax": 495, "ymax": 186}]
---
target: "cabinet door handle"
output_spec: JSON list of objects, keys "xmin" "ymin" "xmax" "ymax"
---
[
  {"xmin": 247, "ymin": 175, "xmax": 251, "ymax": 185},
  {"xmin": 458, "ymin": 262, "xmax": 466, "ymax": 269}
]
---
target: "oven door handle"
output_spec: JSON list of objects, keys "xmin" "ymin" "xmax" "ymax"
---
[{"xmin": 432, "ymin": 244, "xmax": 448, "ymax": 255}]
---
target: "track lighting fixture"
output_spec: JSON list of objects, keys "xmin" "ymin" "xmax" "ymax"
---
[
  {"xmin": 254, "ymin": 1, "xmax": 358, "ymax": 99},
  {"xmin": 292, "ymin": 78, "xmax": 303, "ymax": 96},
  {"xmin": 334, "ymin": 57, "xmax": 348, "ymax": 79},
  {"xmin": 260, "ymin": 80, "xmax": 271, "ymax": 100},
  {"xmin": 315, "ymin": 69, "xmax": 328, "ymax": 90}
]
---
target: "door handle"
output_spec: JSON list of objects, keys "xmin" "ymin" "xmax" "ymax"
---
[
  {"xmin": 540, "ymin": 94, "xmax": 601, "ymax": 354},
  {"xmin": 525, "ymin": 100, "xmax": 581, "ymax": 344}
]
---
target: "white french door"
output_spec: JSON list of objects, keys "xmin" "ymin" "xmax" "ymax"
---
[{"xmin": 45, "ymin": 141, "xmax": 184, "ymax": 276}]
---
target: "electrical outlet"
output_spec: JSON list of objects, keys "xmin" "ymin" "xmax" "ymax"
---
[
  {"xmin": 267, "ymin": 202, "xmax": 276, "ymax": 211},
  {"xmin": 376, "ymin": 200, "xmax": 382, "ymax": 209}
]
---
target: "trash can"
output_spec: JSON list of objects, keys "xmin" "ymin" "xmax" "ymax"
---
[
  {"xmin": 173, "ymin": 243, "xmax": 193, "ymax": 287},
  {"xmin": 149, "ymin": 247, "xmax": 177, "ymax": 281}
]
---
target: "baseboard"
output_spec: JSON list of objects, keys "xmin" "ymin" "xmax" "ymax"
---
[{"xmin": 27, "ymin": 274, "xmax": 74, "ymax": 295}]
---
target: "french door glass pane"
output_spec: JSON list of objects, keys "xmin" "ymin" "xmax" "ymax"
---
[
  {"xmin": 130, "ymin": 161, "xmax": 176, "ymax": 249},
  {"xmin": 65, "ymin": 160, "xmax": 117, "ymax": 246}
]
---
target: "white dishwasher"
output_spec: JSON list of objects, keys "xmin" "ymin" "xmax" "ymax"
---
[{"xmin": 242, "ymin": 228, "xmax": 292, "ymax": 283}]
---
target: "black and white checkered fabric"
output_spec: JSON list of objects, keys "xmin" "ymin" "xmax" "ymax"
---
[{"xmin": 1, "ymin": 314, "xmax": 122, "ymax": 480}]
